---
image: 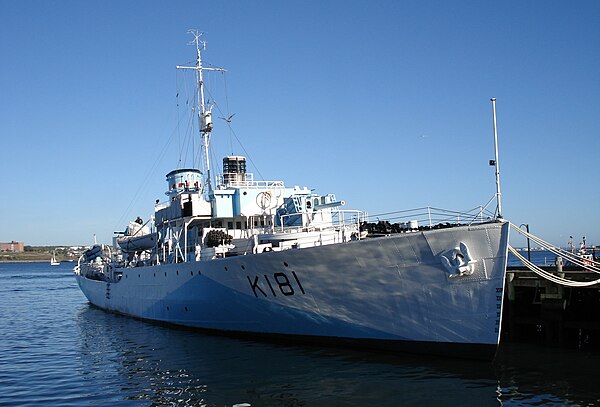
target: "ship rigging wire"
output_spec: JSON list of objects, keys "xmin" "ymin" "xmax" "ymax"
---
[
  {"xmin": 175, "ymin": 65, "xmax": 266, "ymax": 183},
  {"xmin": 117, "ymin": 58, "xmax": 235, "ymax": 229},
  {"xmin": 113, "ymin": 118, "xmax": 182, "ymax": 231},
  {"xmin": 201, "ymin": 72, "xmax": 266, "ymax": 182}
]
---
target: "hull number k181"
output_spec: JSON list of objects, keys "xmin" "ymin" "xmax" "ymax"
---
[{"xmin": 247, "ymin": 271, "xmax": 306, "ymax": 298}]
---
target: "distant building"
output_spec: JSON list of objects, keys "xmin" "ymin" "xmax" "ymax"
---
[{"xmin": 0, "ymin": 241, "xmax": 25, "ymax": 252}]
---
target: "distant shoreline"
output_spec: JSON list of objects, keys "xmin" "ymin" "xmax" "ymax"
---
[
  {"xmin": 0, "ymin": 253, "xmax": 79, "ymax": 263},
  {"xmin": 0, "ymin": 259, "xmax": 76, "ymax": 264},
  {"xmin": 0, "ymin": 245, "xmax": 84, "ymax": 263}
]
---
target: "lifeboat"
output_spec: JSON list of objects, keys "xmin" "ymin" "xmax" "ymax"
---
[{"xmin": 116, "ymin": 219, "xmax": 157, "ymax": 253}]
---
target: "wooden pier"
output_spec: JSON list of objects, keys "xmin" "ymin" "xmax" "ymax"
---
[{"xmin": 502, "ymin": 265, "xmax": 600, "ymax": 349}]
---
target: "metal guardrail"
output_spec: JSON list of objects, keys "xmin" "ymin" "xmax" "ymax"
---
[
  {"xmin": 215, "ymin": 173, "xmax": 285, "ymax": 189},
  {"xmin": 277, "ymin": 209, "xmax": 365, "ymax": 233},
  {"xmin": 366, "ymin": 206, "xmax": 497, "ymax": 227}
]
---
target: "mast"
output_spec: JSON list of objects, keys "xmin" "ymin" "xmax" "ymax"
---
[
  {"xmin": 490, "ymin": 98, "xmax": 502, "ymax": 219},
  {"xmin": 176, "ymin": 30, "xmax": 225, "ymax": 197}
]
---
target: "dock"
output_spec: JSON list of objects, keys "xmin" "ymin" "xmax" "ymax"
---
[{"xmin": 503, "ymin": 264, "xmax": 600, "ymax": 349}]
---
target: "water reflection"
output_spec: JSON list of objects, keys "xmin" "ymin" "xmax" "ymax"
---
[
  {"xmin": 75, "ymin": 305, "xmax": 503, "ymax": 406},
  {"xmin": 494, "ymin": 343, "xmax": 600, "ymax": 405},
  {"xmin": 4, "ymin": 263, "xmax": 599, "ymax": 405},
  {"xmin": 74, "ymin": 303, "xmax": 600, "ymax": 406}
]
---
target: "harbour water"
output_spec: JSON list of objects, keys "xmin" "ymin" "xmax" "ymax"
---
[
  {"xmin": 507, "ymin": 249, "xmax": 566, "ymax": 268},
  {"xmin": 1, "ymin": 261, "xmax": 599, "ymax": 406}
]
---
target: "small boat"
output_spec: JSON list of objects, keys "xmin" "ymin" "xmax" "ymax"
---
[
  {"xmin": 50, "ymin": 251, "xmax": 60, "ymax": 266},
  {"xmin": 564, "ymin": 236, "xmax": 596, "ymax": 269},
  {"xmin": 74, "ymin": 32, "xmax": 510, "ymax": 360},
  {"xmin": 116, "ymin": 218, "xmax": 157, "ymax": 254}
]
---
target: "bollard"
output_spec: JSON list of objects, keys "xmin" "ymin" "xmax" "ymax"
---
[{"xmin": 556, "ymin": 256, "xmax": 564, "ymax": 278}]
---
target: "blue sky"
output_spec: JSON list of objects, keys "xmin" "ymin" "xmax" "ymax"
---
[{"xmin": 1, "ymin": 1, "xmax": 598, "ymax": 247}]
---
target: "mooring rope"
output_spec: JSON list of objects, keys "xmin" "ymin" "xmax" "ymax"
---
[
  {"xmin": 509, "ymin": 222, "xmax": 600, "ymax": 274},
  {"xmin": 508, "ymin": 245, "xmax": 600, "ymax": 287},
  {"xmin": 508, "ymin": 221, "xmax": 600, "ymax": 286}
]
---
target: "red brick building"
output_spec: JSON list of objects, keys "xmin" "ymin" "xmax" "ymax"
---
[{"xmin": 0, "ymin": 241, "xmax": 25, "ymax": 252}]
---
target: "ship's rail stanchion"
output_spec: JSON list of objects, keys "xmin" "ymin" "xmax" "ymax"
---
[
  {"xmin": 361, "ymin": 206, "xmax": 497, "ymax": 235},
  {"xmin": 276, "ymin": 209, "xmax": 364, "ymax": 243}
]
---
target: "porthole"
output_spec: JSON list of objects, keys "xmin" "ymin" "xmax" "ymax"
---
[
  {"xmin": 284, "ymin": 262, "xmax": 289, "ymax": 267},
  {"xmin": 166, "ymin": 306, "xmax": 170, "ymax": 311},
  {"xmin": 241, "ymin": 265, "xmax": 245, "ymax": 270},
  {"xmin": 164, "ymin": 272, "xmax": 167, "ymax": 277},
  {"xmin": 224, "ymin": 266, "xmax": 228, "ymax": 271},
  {"xmin": 138, "ymin": 274, "xmax": 140, "ymax": 278},
  {"xmin": 185, "ymin": 307, "xmax": 188, "ymax": 312},
  {"xmin": 153, "ymin": 273, "xmax": 156, "ymax": 277},
  {"xmin": 190, "ymin": 271, "xmax": 194, "ymax": 276},
  {"xmin": 176, "ymin": 270, "xmax": 179, "ymax": 276}
]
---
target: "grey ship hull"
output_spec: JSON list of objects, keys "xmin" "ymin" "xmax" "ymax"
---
[{"xmin": 76, "ymin": 221, "xmax": 510, "ymax": 359}]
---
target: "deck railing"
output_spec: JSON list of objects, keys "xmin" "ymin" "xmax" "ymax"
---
[
  {"xmin": 365, "ymin": 206, "xmax": 497, "ymax": 228},
  {"xmin": 215, "ymin": 173, "xmax": 285, "ymax": 189},
  {"xmin": 277, "ymin": 209, "xmax": 365, "ymax": 233}
]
